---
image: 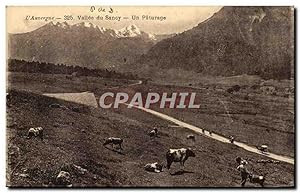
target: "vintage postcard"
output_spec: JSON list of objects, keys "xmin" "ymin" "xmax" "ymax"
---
[{"xmin": 6, "ymin": 6, "xmax": 295, "ymax": 188}]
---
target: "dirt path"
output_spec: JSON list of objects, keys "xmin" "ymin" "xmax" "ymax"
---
[
  {"xmin": 124, "ymin": 103, "xmax": 294, "ymax": 165},
  {"xmin": 108, "ymin": 80, "xmax": 142, "ymax": 89}
]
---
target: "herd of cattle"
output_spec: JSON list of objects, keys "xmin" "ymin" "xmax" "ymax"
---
[{"xmin": 26, "ymin": 126, "xmax": 273, "ymax": 187}]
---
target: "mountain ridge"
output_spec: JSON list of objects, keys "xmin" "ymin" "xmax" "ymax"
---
[
  {"xmin": 8, "ymin": 21, "xmax": 174, "ymax": 69},
  {"xmin": 11, "ymin": 21, "xmax": 169, "ymax": 41},
  {"xmin": 133, "ymin": 6, "xmax": 294, "ymax": 79}
]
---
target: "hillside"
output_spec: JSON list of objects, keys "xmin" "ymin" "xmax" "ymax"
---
[
  {"xmin": 135, "ymin": 7, "xmax": 294, "ymax": 79},
  {"xmin": 7, "ymin": 87, "xmax": 294, "ymax": 187}
]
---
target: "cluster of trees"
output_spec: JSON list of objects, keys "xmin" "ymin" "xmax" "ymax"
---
[{"xmin": 7, "ymin": 59, "xmax": 139, "ymax": 80}]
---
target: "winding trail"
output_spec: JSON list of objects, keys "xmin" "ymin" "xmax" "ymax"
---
[{"xmin": 125, "ymin": 103, "xmax": 294, "ymax": 165}]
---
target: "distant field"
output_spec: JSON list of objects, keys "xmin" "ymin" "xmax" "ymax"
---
[
  {"xmin": 6, "ymin": 72, "xmax": 295, "ymax": 187},
  {"xmin": 7, "ymin": 72, "xmax": 136, "ymax": 94}
]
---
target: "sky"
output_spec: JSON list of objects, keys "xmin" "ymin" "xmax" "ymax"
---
[{"xmin": 6, "ymin": 6, "xmax": 222, "ymax": 34}]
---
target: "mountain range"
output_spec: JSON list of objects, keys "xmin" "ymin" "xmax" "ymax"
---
[
  {"xmin": 8, "ymin": 7, "xmax": 294, "ymax": 79},
  {"xmin": 8, "ymin": 21, "xmax": 174, "ymax": 69}
]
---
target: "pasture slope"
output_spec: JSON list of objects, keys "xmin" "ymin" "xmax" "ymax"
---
[
  {"xmin": 7, "ymin": 89, "xmax": 294, "ymax": 187},
  {"xmin": 125, "ymin": 104, "xmax": 293, "ymax": 164}
]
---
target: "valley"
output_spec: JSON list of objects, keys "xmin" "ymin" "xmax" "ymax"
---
[{"xmin": 6, "ymin": 72, "xmax": 295, "ymax": 187}]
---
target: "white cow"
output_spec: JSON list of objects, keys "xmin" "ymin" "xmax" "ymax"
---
[
  {"xmin": 166, "ymin": 148, "xmax": 195, "ymax": 169},
  {"xmin": 144, "ymin": 162, "xmax": 163, "ymax": 173},
  {"xmin": 56, "ymin": 171, "xmax": 71, "ymax": 186},
  {"xmin": 27, "ymin": 127, "xmax": 44, "ymax": 141}
]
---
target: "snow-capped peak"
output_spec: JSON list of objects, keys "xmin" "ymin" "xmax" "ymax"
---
[
  {"xmin": 56, "ymin": 22, "xmax": 69, "ymax": 29},
  {"xmin": 117, "ymin": 24, "xmax": 156, "ymax": 40},
  {"xmin": 48, "ymin": 21, "xmax": 69, "ymax": 29},
  {"xmin": 117, "ymin": 24, "xmax": 142, "ymax": 37},
  {"xmin": 45, "ymin": 22, "xmax": 156, "ymax": 40},
  {"xmin": 126, "ymin": 24, "xmax": 140, "ymax": 32},
  {"xmin": 147, "ymin": 33, "xmax": 156, "ymax": 40}
]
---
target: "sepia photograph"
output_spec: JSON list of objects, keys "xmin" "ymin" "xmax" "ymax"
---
[{"xmin": 5, "ymin": 5, "xmax": 295, "ymax": 188}]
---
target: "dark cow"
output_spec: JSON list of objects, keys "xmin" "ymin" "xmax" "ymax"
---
[
  {"xmin": 103, "ymin": 137, "xmax": 123, "ymax": 150},
  {"xmin": 186, "ymin": 135, "xmax": 195, "ymax": 141},
  {"xmin": 27, "ymin": 127, "xmax": 44, "ymax": 141},
  {"xmin": 166, "ymin": 148, "xmax": 195, "ymax": 169},
  {"xmin": 148, "ymin": 128, "xmax": 158, "ymax": 138},
  {"xmin": 249, "ymin": 173, "xmax": 266, "ymax": 187},
  {"xmin": 229, "ymin": 136, "xmax": 235, "ymax": 143}
]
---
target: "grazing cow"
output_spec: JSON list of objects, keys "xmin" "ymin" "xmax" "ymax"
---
[
  {"xmin": 148, "ymin": 128, "xmax": 158, "ymax": 138},
  {"xmin": 56, "ymin": 171, "xmax": 71, "ymax": 186},
  {"xmin": 209, "ymin": 131, "xmax": 212, "ymax": 135},
  {"xmin": 186, "ymin": 135, "xmax": 195, "ymax": 141},
  {"xmin": 166, "ymin": 148, "xmax": 195, "ymax": 169},
  {"xmin": 103, "ymin": 137, "xmax": 123, "ymax": 150},
  {"xmin": 27, "ymin": 127, "xmax": 44, "ymax": 141},
  {"xmin": 144, "ymin": 162, "xmax": 163, "ymax": 173},
  {"xmin": 249, "ymin": 173, "xmax": 266, "ymax": 187}
]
